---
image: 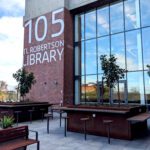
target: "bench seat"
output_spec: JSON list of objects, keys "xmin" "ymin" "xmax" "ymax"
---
[
  {"xmin": 127, "ymin": 112, "xmax": 150, "ymax": 122},
  {"xmin": 0, "ymin": 139, "xmax": 38, "ymax": 150},
  {"xmin": 0, "ymin": 126, "xmax": 39, "ymax": 150}
]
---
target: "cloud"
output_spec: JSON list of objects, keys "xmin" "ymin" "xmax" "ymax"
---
[
  {"xmin": 0, "ymin": 0, "xmax": 25, "ymax": 17},
  {"xmin": 97, "ymin": 15, "xmax": 109, "ymax": 32},
  {"xmin": 0, "ymin": 16, "xmax": 24, "ymax": 90}
]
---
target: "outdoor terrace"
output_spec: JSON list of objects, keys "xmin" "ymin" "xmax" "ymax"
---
[{"xmin": 18, "ymin": 113, "xmax": 150, "ymax": 150}]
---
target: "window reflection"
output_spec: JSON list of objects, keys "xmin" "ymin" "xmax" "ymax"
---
[
  {"xmin": 75, "ymin": 43, "xmax": 81, "ymax": 76},
  {"xmin": 97, "ymin": 6, "xmax": 109, "ymax": 36},
  {"xmin": 98, "ymin": 36, "xmax": 110, "ymax": 73},
  {"xmin": 111, "ymin": 80, "xmax": 127, "ymax": 103},
  {"xmin": 127, "ymin": 72, "xmax": 144, "ymax": 104},
  {"xmin": 81, "ymin": 76, "xmax": 86, "ymax": 103},
  {"xmin": 141, "ymin": 0, "xmax": 150, "ymax": 27},
  {"xmin": 85, "ymin": 10, "xmax": 96, "ymax": 39},
  {"xmin": 98, "ymin": 74, "xmax": 109, "ymax": 103},
  {"xmin": 85, "ymin": 39, "xmax": 97, "ymax": 74},
  {"xmin": 124, "ymin": 0, "xmax": 140, "ymax": 30},
  {"xmin": 75, "ymin": 14, "xmax": 84, "ymax": 42},
  {"xmin": 75, "ymin": 79, "xmax": 80, "ymax": 104},
  {"xmin": 144, "ymin": 71, "xmax": 150, "ymax": 104},
  {"xmin": 74, "ymin": 0, "xmax": 150, "ymax": 105},
  {"xmin": 142, "ymin": 28, "xmax": 150, "ymax": 70},
  {"xmin": 81, "ymin": 42, "xmax": 85, "ymax": 75},
  {"xmin": 85, "ymin": 75, "xmax": 97, "ymax": 102},
  {"xmin": 126, "ymin": 30, "xmax": 142, "ymax": 71},
  {"xmin": 110, "ymin": 2, "xmax": 124, "ymax": 34},
  {"xmin": 111, "ymin": 33, "xmax": 125, "ymax": 69}
]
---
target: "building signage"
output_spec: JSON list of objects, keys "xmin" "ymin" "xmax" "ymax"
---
[{"xmin": 23, "ymin": 8, "xmax": 64, "ymax": 66}]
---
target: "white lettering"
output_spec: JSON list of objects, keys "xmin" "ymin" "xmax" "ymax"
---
[
  {"xmin": 35, "ymin": 16, "xmax": 47, "ymax": 41},
  {"xmin": 57, "ymin": 48, "xmax": 64, "ymax": 61},
  {"xmin": 24, "ymin": 20, "xmax": 32, "ymax": 43},
  {"xmin": 50, "ymin": 50, "xmax": 56, "ymax": 62},
  {"xmin": 36, "ymin": 53, "xmax": 42, "ymax": 64},
  {"xmin": 42, "ymin": 51, "xmax": 49, "ymax": 63},
  {"xmin": 30, "ymin": 54, "xmax": 35, "ymax": 65},
  {"xmin": 51, "ymin": 8, "xmax": 64, "ymax": 38}
]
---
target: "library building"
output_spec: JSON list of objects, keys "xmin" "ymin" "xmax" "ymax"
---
[{"xmin": 24, "ymin": 0, "xmax": 150, "ymax": 106}]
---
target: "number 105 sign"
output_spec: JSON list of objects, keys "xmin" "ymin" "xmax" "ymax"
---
[
  {"xmin": 24, "ymin": 8, "xmax": 64, "ymax": 44},
  {"xmin": 23, "ymin": 8, "xmax": 65, "ymax": 66}
]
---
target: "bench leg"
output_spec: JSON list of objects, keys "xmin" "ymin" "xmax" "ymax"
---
[
  {"xmin": 41, "ymin": 111, "xmax": 44, "ymax": 122},
  {"xmin": 60, "ymin": 112, "xmax": 62, "ymax": 127},
  {"xmin": 64, "ymin": 118, "xmax": 67, "ymax": 137},
  {"xmin": 84, "ymin": 121, "xmax": 87, "ymax": 140},
  {"xmin": 30, "ymin": 112, "xmax": 32, "ymax": 124},
  {"xmin": 16, "ymin": 113, "xmax": 19, "ymax": 126},
  {"xmin": 47, "ymin": 117, "xmax": 50, "ymax": 134},
  {"xmin": 37, "ymin": 141, "xmax": 40, "ymax": 150},
  {"xmin": 51, "ymin": 109, "xmax": 54, "ymax": 119},
  {"xmin": 106, "ymin": 124, "xmax": 111, "ymax": 144}
]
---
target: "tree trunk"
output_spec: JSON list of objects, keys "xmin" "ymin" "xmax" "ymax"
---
[
  {"xmin": 101, "ymin": 77, "xmax": 104, "ymax": 105},
  {"xmin": 118, "ymin": 81, "xmax": 120, "ymax": 107}
]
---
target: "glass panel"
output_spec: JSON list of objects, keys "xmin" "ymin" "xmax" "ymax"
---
[
  {"xmin": 85, "ymin": 39, "xmax": 97, "ymax": 74},
  {"xmin": 111, "ymin": 33, "xmax": 125, "ymax": 69},
  {"xmin": 97, "ymin": 6, "xmax": 109, "ymax": 36},
  {"xmin": 124, "ymin": 0, "xmax": 140, "ymax": 30},
  {"xmin": 81, "ymin": 42, "xmax": 85, "ymax": 75},
  {"xmin": 127, "ymin": 72, "xmax": 144, "ymax": 104},
  {"xmin": 75, "ymin": 14, "xmax": 84, "ymax": 42},
  {"xmin": 126, "ymin": 30, "xmax": 142, "ymax": 71},
  {"xmin": 75, "ymin": 43, "xmax": 81, "ymax": 76},
  {"xmin": 142, "ymin": 27, "xmax": 150, "ymax": 70},
  {"xmin": 98, "ymin": 36, "xmax": 110, "ymax": 73},
  {"xmin": 85, "ymin": 10, "xmax": 96, "ymax": 39},
  {"xmin": 98, "ymin": 74, "xmax": 109, "ymax": 103},
  {"xmin": 85, "ymin": 75, "xmax": 97, "ymax": 102},
  {"xmin": 81, "ymin": 76, "xmax": 86, "ymax": 103},
  {"xmin": 112, "ymin": 80, "xmax": 127, "ymax": 104},
  {"xmin": 110, "ymin": 2, "xmax": 124, "ymax": 34},
  {"xmin": 141, "ymin": 0, "xmax": 150, "ymax": 27},
  {"xmin": 144, "ymin": 71, "xmax": 150, "ymax": 104},
  {"xmin": 75, "ymin": 79, "xmax": 80, "ymax": 104}
]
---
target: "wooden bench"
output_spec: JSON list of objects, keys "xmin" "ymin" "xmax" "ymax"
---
[
  {"xmin": 0, "ymin": 125, "xmax": 39, "ymax": 150},
  {"xmin": 127, "ymin": 112, "xmax": 150, "ymax": 122},
  {"xmin": 127, "ymin": 112, "xmax": 150, "ymax": 139}
]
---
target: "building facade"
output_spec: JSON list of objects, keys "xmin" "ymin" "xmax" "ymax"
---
[{"xmin": 24, "ymin": 0, "xmax": 150, "ymax": 105}]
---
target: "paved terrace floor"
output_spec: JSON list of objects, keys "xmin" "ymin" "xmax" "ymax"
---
[{"xmin": 19, "ymin": 114, "xmax": 150, "ymax": 150}]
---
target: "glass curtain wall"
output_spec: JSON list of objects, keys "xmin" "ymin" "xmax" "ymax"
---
[{"xmin": 74, "ymin": 0, "xmax": 150, "ymax": 104}]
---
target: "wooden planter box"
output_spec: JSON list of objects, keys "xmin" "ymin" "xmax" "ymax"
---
[
  {"xmin": 61, "ymin": 105, "xmax": 147, "ymax": 140},
  {"xmin": 0, "ymin": 102, "xmax": 51, "ymax": 122}
]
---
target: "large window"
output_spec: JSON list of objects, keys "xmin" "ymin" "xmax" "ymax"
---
[
  {"xmin": 74, "ymin": 0, "xmax": 150, "ymax": 104},
  {"xmin": 110, "ymin": 2, "xmax": 124, "ymax": 34}
]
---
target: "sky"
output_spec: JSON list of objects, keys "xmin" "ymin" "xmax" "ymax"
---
[{"xmin": 0, "ymin": 0, "xmax": 25, "ymax": 90}]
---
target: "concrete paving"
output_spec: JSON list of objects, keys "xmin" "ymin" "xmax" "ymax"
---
[{"xmin": 19, "ymin": 114, "xmax": 150, "ymax": 150}]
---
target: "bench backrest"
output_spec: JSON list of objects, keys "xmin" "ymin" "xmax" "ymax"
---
[{"xmin": 0, "ymin": 126, "xmax": 28, "ymax": 143}]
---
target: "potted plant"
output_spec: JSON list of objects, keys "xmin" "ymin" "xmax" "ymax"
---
[{"xmin": 0, "ymin": 116, "xmax": 14, "ymax": 129}]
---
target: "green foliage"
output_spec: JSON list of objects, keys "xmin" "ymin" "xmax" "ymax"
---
[
  {"xmin": 0, "ymin": 116, "xmax": 14, "ymax": 129},
  {"xmin": 13, "ymin": 68, "xmax": 36, "ymax": 100},
  {"xmin": 100, "ymin": 55, "xmax": 126, "ymax": 88},
  {"xmin": 147, "ymin": 65, "xmax": 150, "ymax": 77}
]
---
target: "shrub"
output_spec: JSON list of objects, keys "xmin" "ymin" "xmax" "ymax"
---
[{"xmin": 0, "ymin": 116, "xmax": 14, "ymax": 129}]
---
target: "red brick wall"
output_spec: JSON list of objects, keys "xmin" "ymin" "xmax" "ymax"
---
[
  {"xmin": 63, "ymin": 9, "xmax": 74, "ymax": 105},
  {"xmin": 23, "ymin": 8, "xmax": 73, "ymax": 105}
]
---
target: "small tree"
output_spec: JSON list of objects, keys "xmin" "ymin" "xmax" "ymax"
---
[
  {"xmin": 13, "ymin": 68, "xmax": 36, "ymax": 101},
  {"xmin": 100, "ymin": 55, "xmax": 126, "ymax": 105},
  {"xmin": 147, "ymin": 65, "xmax": 150, "ymax": 77}
]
